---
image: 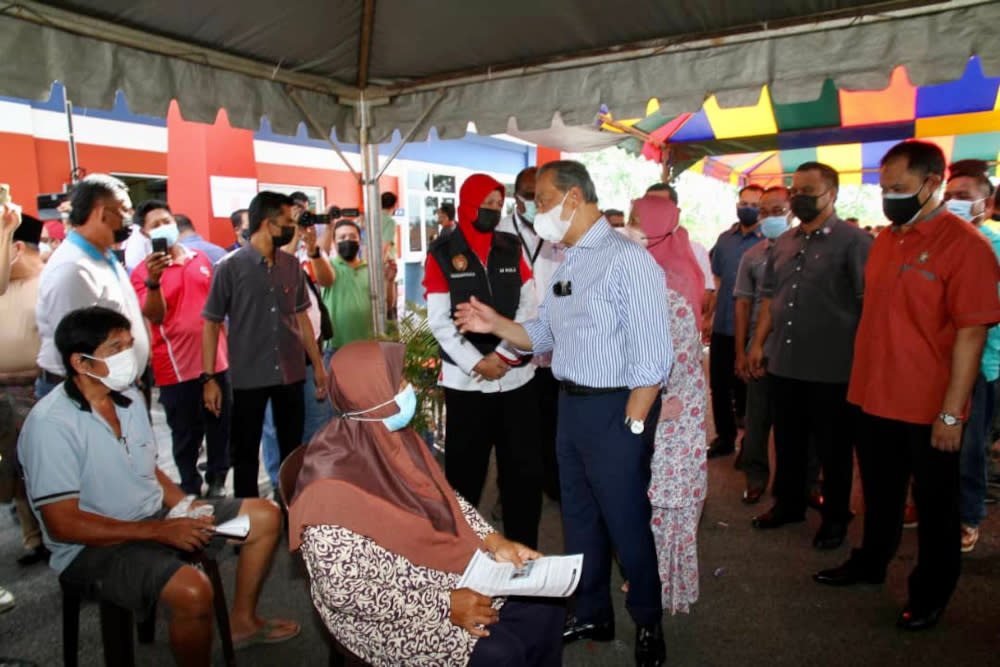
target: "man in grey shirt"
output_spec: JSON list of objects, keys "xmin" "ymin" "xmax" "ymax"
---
[
  {"xmin": 748, "ymin": 162, "xmax": 872, "ymax": 550},
  {"xmin": 202, "ymin": 192, "xmax": 327, "ymax": 498}
]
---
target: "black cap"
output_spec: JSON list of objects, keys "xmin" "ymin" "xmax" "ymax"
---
[{"xmin": 13, "ymin": 213, "xmax": 42, "ymax": 245}]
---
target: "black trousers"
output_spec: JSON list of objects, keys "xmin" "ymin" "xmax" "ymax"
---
[
  {"xmin": 770, "ymin": 375, "xmax": 855, "ymax": 522},
  {"xmin": 230, "ymin": 382, "xmax": 304, "ymax": 498},
  {"xmin": 534, "ymin": 367, "xmax": 561, "ymax": 501},
  {"xmin": 709, "ymin": 332, "xmax": 746, "ymax": 444},
  {"xmin": 158, "ymin": 372, "xmax": 232, "ymax": 495},
  {"xmin": 854, "ymin": 412, "xmax": 961, "ymax": 611},
  {"xmin": 444, "ymin": 380, "xmax": 543, "ymax": 548}
]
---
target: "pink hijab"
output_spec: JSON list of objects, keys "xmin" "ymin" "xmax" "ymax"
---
[{"xmin": 631, "ymin": 195, "xmax": 705, "ymax": 329}]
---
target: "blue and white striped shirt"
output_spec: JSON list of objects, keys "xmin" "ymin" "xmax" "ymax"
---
[{"xmin": 523, "ymin": 219, "xmax": 673, "ymax": 389}]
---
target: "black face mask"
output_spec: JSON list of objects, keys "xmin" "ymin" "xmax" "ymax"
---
[
  {"xmin": 270, "ymin": 223, "xmax": 296, "ymax": 248},
  {"xmin": 882, "ymin": 179, "xmax": 929, "ymax": 226},
  {"xmin": 240, "ymin": 228, "xmax": 251, "ymax": 242},
  {"xmin": 472, "ymin": 208, "xmax": 501, "ymax": 233},
  {"xmin": 790, "ymin": 193, "xmax": 825, "ymax": 223},
  {"xmin": 736, "ymin": 206, "xmax": 759, "ymax": 227},
  {"xmin": 112, "ymin": 225, "xmax": 132, "ymax": 244},
  {"xmin": 337, "ymin": 240, "xmax": 360, "ymax": 261}
]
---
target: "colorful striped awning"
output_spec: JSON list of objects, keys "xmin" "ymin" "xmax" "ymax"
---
[{"xmin": 612, "ymin": 57, "xmax": 1000, "ymax": 185}]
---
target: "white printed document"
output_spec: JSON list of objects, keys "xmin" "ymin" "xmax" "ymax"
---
[
  {"xmin": 213, "ymin": 514, "xmax": 251, "ymax": 540},
  {"xmin": 457, "ymin": 550, "xmax": 583, "ymax": 598}
]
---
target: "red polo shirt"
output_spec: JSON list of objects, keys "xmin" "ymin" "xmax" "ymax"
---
[
  {"xmin": 131, "ymin": 249, "xmax": 228, "ymax": 386},
  {"xmin": 848, "ymin": 209, "xmax": 1000, "ymax": 425}
]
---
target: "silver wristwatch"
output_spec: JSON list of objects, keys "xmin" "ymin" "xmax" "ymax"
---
[
  {"xmin": 938, "ymin": 412, "xmax": 962, "ymax": 427},
  {"xmin": 624, "ymin": 416, "xmax": 645, "ymax": 435}
]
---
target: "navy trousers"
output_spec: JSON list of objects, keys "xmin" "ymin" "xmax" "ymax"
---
[
  {"xmin": 557, "ymin": 389, "xmax": 663, "ymax": 627},
  {"xmin": 467, "ymin": 598, "xmax": 565, "ymax": 667},
  {"xmin": 158, "ymin": 373, "xmax": 232, "ymax": 495}
]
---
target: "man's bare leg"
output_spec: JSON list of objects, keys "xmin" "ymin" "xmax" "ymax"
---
[
  {"xmin": 160, "ymin": 565, "xmax": 214, "ymax": 667},
  {"xmin": 229, "ymin": 498, "xmax": 297, "ymax": 641}
]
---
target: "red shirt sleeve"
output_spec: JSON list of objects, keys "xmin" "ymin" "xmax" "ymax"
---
[
  {"xmin": 130, "ymin": 262, "xmax": 148, "ymax": 306},
  {"xmin": 947, "ymin": 232, "xmax": 1000, "ymax": 328},
  {"xmin": 423, "ymin": 254, "xmax": 448, "ymax": 297}
]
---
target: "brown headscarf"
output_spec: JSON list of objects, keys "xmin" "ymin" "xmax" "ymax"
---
[{"xmin": 288, "ymin": 340, "xmax": 485, "ymax": 574}]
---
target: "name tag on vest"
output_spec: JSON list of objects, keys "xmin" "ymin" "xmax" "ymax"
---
[
  {"xmin": 498, "ymin": 267, "xmax": 518, "ymax": 274},
  {"xmin": 450, "ymin": 272, "xmax": 477, "ymax": 279}
]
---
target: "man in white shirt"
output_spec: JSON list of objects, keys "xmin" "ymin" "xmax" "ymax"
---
[
  {"xmin": 497, "ymin": 166, "xmax": 566, "ymax": 501},
  {"xmin": 35, "ymin": 174, "xmax": 150, "ymax": 399}
]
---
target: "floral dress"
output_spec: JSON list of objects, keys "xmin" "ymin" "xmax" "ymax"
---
[
  {"xmin": 648, "ymin": 288, "xmax": 708, "ymax": 614},
  {"xmin": 300, "ymin": 496, "xmax": 501, "ymax": 667}
]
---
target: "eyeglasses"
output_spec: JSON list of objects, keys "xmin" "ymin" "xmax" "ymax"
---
[{"xmin": 553, "ymin": 281, "xmax": 572, "ymax": 297}]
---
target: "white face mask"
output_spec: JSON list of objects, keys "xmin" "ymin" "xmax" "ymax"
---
[
  {"xmin": 82, "ymin": 348, "xmax": 138, "ymax": 392},
  {"xmin": 533, "ymin": 191, "xmax": 576, "ymax": 243},
  {"xmin": 38, "ymin": 242, "xmax": 52, "ymax": 256}
]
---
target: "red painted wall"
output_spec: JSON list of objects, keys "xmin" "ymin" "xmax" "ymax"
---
[
  {"xmin": 535, "ymin": 146, "xmax": 562, "ymax": 166},
  {"xmin": 167, "ymin": 103, "xmax": 256, "ymax": 247},
  {"xmin": 0, "ymin": 132, "xmax": 43, "ymax": 216}
]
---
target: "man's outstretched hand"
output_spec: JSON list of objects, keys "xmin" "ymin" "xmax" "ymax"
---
[{"xmin": 454, "ymin": 297, "xmax": 499, "ymax": 335}]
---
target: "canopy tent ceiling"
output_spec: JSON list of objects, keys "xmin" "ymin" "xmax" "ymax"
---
[
  {"xmin": 611, "ymin": 55, "xmax": 1000, "ymax": 185},
  {"xmin": 2, "ymin": 0, "xmax": 999, "ymax": 144}
]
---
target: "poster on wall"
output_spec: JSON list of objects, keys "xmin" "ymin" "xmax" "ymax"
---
[{"xmin": 210, "ymin": 176, "xmax": 259, "ymax": 217}]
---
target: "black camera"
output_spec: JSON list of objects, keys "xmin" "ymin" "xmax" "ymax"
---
[{"xmin": 298, "ymin": 205, "xmax": 361, "ymax": 227}]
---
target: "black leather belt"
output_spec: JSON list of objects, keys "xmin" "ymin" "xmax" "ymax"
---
[
  {"xmin": 40, "ymin": 369, "xmax": 65, "ymax": 384},
  {"xmin": 560, "ymin": 381, "xmax": 627, "ymax": 396}
]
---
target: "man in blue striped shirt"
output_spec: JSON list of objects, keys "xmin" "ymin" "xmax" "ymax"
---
[{"xmin": 456, "ymin": 161, "xmax": 672, "ymax": 667}]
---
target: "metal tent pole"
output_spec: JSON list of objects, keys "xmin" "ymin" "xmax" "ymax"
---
[{"xmin": 358, "ymin": 94, "xmax": 386, "ymax": 336}]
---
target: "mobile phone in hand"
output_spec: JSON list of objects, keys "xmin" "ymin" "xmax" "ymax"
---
[
  {"xmin": 0, "ymin": 184, "xmax": 10, "ymax": 207},
  {"xmin": 152, "ymin": 237, "xmax": 168, "ymax": 254}
]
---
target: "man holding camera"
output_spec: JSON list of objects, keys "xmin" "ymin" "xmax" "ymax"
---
[{"xmin": 321, "ymin": 219, "xmax": 375, "ymax": 351}]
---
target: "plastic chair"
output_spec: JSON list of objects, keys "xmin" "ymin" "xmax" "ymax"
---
[
  {"xmin": 278, "ymin": 445, "xmax": 370, "ymax": 667},
  {"xmin": 61, "ymin": 549, "xmax": 237, "ymax": 667}
]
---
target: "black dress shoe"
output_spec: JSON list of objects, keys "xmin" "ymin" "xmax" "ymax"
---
[
  {"xmin": 751, "ymin": 507, "xmax": 805, "ymax": 529},
  {"xmin": 563, "ymin": 616, "xmax": 614, "ymax": 644},
  {"xmin": 706, "ymin": 437, "xmax": 735, "ymax": 459},
  {"xmin": 812, "ymin": 521, "xmax": 847, "ymax": 550},
  {"xmin": 635, "ymin": 622, "xmax": 666, "ymax": 667},
  {"xmin": 16, "ymin": 545, "xmax": 50, "ymax": 567},
  {"xmin": 813, "ymin": 561, "xmax": 884, "ymax": 586},
  {"xmin": 896, "ymin": 605, "xmax": 945, "ymax": 631},
  {"xmin": 741, "ymin": 487, "xmax": 766, "ymax": 505}
]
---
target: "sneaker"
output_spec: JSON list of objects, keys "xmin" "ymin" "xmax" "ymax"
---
[
  {"xmin": 903, "ymin": 503, "xmax": 918, "ymax": 529},
  {"xmin": 0, "ymin": 586, "xmax": 14, "ymax": 614},
  {"xmin": 961, "ymin": 524, "xmax": 980, "ymax": 553}
]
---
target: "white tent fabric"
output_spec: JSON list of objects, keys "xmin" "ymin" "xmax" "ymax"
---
[{"xmin": 2, "ymin": 1, "xmax": 998, "ymax": 143}]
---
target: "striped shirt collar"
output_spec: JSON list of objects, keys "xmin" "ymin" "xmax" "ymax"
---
[{"xmin": 571, "ymin": 217, "xmax": 613, "ymax": 250}]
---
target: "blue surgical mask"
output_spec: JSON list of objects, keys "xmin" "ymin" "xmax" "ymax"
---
[
  {"xmin": 342, "ymin": 384, "xmax": 417, "ymax": 431},
  {"xmin": 760, "ymin": 215, "xmax": 789, "ymax": 239},
  {"xmin": 944, "ymin": 198, "xmax": 983, "ymax": 223},
  {"xmin": 149, "ymin": 222, "xmax": 180, "ymax": 248},
  {"xmin": 519, "ymin": 197, "xmax": 538, "ymax": 223}
]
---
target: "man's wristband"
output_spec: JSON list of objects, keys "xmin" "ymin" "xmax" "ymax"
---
[
  {"xmin": 309, "ymin": 248, "xmax": 322, "ymax": 259},
  {"xmin": 144, "ymin": 279, "xmax": 160, "ymax": 290},
  {"xmin": 198, "ymin": 372, "xmax": 216, "ymax": 385}
]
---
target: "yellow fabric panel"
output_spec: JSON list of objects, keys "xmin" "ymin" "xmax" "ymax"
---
[
  {"xmin": 915, "ymin": 110, "xmax": 1000, "ymax": 138},
  {"xmin": 703, "ymin": 86, "xmax": 778, "ymax": 140},
  {"xmin": 816, "ymin": 144, "xmax": 862, "ymax": 185}
]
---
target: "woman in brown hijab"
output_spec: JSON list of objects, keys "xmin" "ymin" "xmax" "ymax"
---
[{"xmin": 289, "ymin": 340, "xmax": 564, "ymax": 667}]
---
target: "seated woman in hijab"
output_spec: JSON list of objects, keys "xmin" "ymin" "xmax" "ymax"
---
[{"xmin": 289, "ymin": 340, "xmax": 564, "ymax": 667}]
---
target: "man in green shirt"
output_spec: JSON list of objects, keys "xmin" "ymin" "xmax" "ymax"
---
[
  {"xmin": 322, "ymin": 220, "xmax": 374, "ymax": 350},
  {"xmin": 381, "ymin": 192, "xmax": 398, "ymax": 321}
]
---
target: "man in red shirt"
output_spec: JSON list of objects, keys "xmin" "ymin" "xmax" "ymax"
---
[
  {"xmin": 131, "ymin": 200, "xmax": 231, "ymax": 497},
  {"xmin": 814, "ymin": 141, "xmax": 1000, "ymax": 631}
]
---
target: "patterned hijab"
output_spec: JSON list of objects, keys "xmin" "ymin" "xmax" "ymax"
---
[{"xmin": 289, "ymin": 341, "xmax": 484, "ymax": 573}]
